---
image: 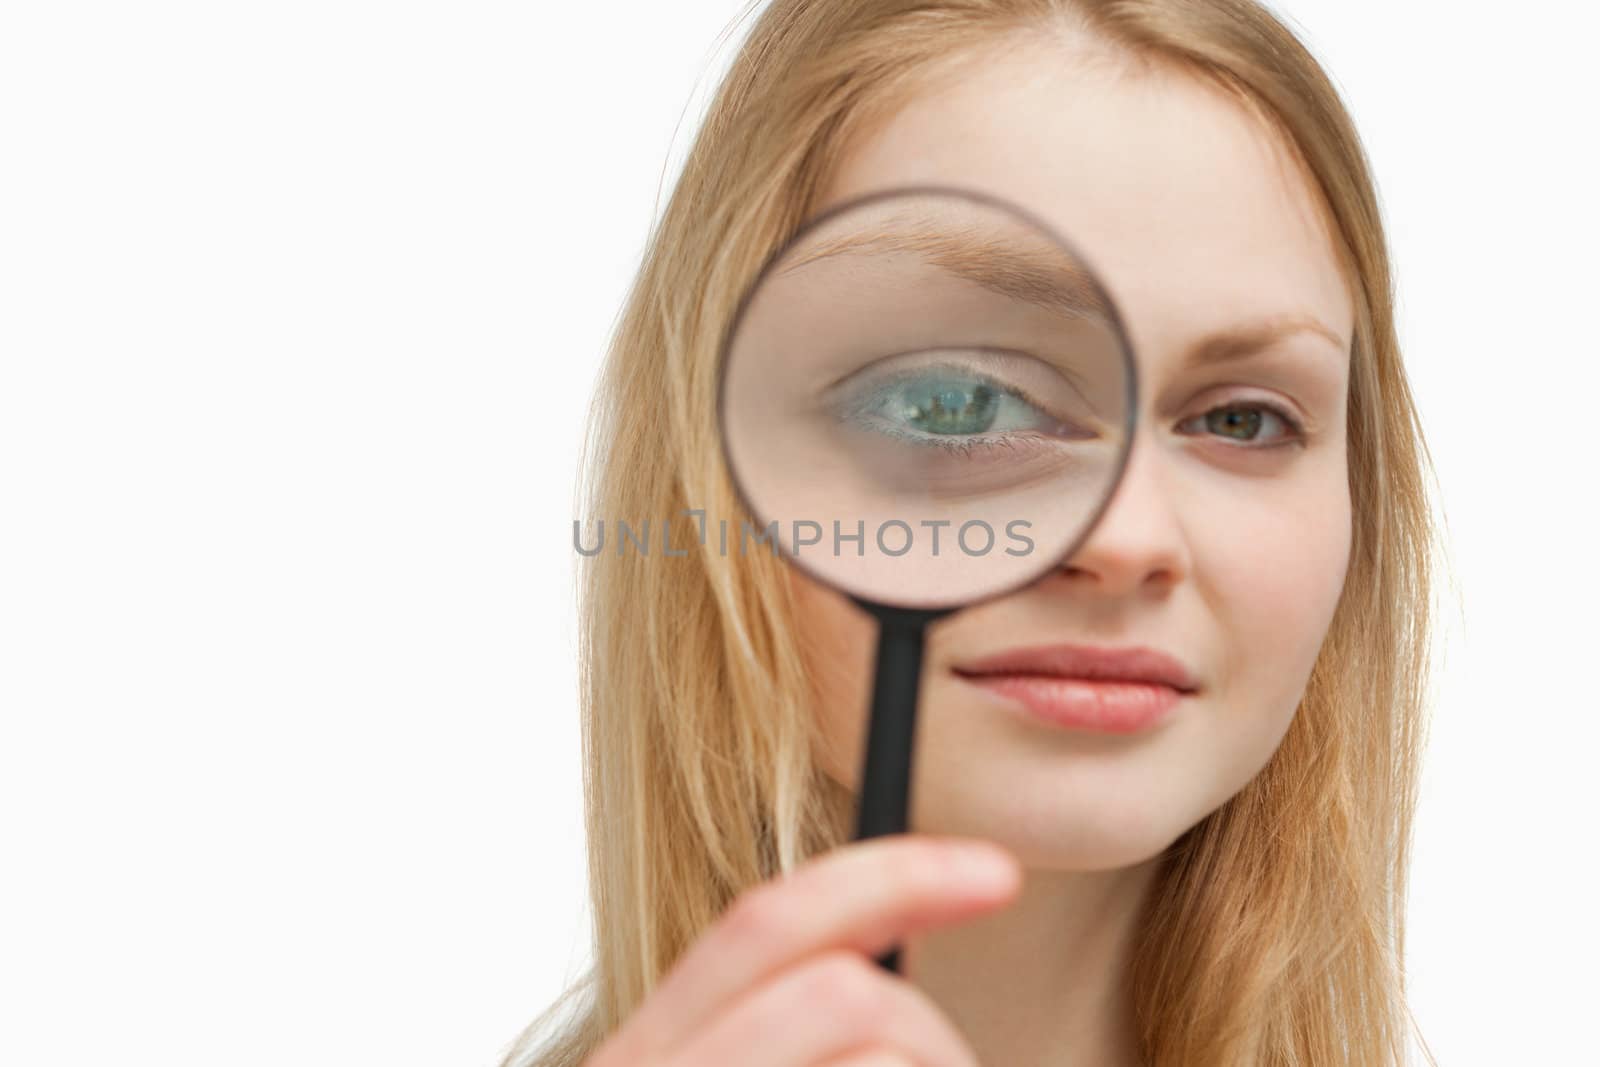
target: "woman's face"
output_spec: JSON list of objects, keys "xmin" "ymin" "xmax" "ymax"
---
[{"xmin": 791, "ymin": 37, "xmax": 1355, "ymax": 870}]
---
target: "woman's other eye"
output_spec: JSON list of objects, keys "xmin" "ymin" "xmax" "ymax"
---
[{"xmin": 1179, "ymin": 401, "xmax": 1305, "ymax": 447}]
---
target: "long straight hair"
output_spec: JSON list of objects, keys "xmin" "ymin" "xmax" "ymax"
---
[{"xmin": 507, "ymin": 2, "xmax": 1443, "ymax": 1063}]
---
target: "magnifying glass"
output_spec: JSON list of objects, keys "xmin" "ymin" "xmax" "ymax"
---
[{"xmin": 716, "ymin": 186, "xmax": 1137, "ymax": 971}]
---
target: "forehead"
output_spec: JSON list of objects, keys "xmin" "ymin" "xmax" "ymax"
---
[{"xmin": 815, "ymin": 36, "xmax": 1354, "ymax": 365}]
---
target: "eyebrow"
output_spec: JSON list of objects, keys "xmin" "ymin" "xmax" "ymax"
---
[
  {"xmin": 1185, "ymin": 312, "xmax": 1349, "ymax": 366},
  {"xmin": 779, "ymin": 221, "xmax": 1113, "ymax": 321}
]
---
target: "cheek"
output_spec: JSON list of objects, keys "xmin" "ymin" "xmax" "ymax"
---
[
  {"xmin": 1190, "ymin": 460, "xmax": 1353, "ymax": 793},
  {"xmin": 1204, "ymin": 465, "xmax": 1352, "ymax": 696},
  {"xmin": 788, "ymin": 571, "xmax": 875, "ymax": 785}
]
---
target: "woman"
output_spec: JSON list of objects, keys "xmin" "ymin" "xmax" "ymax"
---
[{"xmin": 510, "ymin": 0, "xmax": 1440, "ymax": 1063}]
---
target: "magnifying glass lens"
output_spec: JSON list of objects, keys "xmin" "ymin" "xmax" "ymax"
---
[{"xmin": 720, "ymin": 190, "xmax": 1134, "ymax": 609}]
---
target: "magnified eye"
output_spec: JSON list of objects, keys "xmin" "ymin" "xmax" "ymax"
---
[
  {"xmin": 815, "ymin": 350, "xmax": 1108, "ymax": 498},
  {"xmin": 830, "ymin": 360, "xmax": 1077, "ymax": 450}
]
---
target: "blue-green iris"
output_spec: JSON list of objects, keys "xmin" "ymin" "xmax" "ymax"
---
[{"xmin": 895, "ymin": 377, "xmax": 1000, "ymax": 435}]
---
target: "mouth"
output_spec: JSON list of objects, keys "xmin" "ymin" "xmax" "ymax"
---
[{"xmin": 951, "ymin": 643, "xmax": 1200, "ymax": 734}]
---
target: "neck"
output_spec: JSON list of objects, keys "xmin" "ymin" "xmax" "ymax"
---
[{"xmin": 904, "ymin": 858, "xmax": 1159, "ymax": 1067}]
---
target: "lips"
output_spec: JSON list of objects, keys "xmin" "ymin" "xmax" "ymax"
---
[
  {"xmin": 952, "ymin": 644, "xmax": 1200, "ymax": 733},
  {"xmin": 954, "ymin": 644, "xmax": 1200, "ymax": 693}
]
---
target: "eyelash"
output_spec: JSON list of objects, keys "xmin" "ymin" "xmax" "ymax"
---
[{"xmin": 857, "ymin": 425, "xmax": 1039, "ymax": 456}]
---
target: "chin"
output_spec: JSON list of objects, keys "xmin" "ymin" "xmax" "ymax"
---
[
  {"xmin": 912, "ymin": 770, "xmax": 1203, "ymax": 872},
  {"xmin": 905, "ymin": 693, "xmax": 1226, "ymax": 872}
]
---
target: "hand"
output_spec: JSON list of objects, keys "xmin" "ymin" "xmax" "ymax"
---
[{"xmin": 584, "ymin": 834, "xmax": 1021, "ymax": 1067}]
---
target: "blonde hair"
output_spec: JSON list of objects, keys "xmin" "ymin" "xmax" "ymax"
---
[{"xmin": 506, "ymin": 1, "xmax": 1443, "ymax": 1063}]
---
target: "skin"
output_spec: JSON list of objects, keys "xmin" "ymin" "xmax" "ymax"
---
[{"xmin": 592, "ymin": 26, "xmax": 1355, "ymax": 1067}]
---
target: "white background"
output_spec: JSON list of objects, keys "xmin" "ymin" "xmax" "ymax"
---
[{"xmin": 2, "ymin": 2, "xmax": 1596, "ymax": 1064}]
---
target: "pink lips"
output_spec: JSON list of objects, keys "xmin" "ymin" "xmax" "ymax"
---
[{"xmin": 953, "ymin": 644, "xmax": 1200, "ymax": 734}]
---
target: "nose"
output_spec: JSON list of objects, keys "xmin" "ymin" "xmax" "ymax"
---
[{"xmin": 1051, "ymin": 426, "xmax": 1189, "ymax": 598}]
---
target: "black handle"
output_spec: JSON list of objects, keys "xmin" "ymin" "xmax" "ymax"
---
[{"xmin": 850, "ymin": 602, "xmax": 947, "ymax": 974}]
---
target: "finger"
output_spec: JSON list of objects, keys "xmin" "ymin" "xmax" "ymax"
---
[
  {"xmin": 613, "ymin": 835, "xmax": 1018, "ymax": 1059},
  {"xmin": 661, "ymin": 950, "xmax": 977, "ymax": 1067}
]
